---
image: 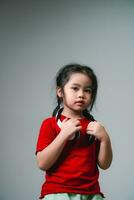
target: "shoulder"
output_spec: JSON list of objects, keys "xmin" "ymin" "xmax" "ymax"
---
[
  {"xmin": 36, "ymin": 116, "xmax": 57, "ymax": 153},
  {"xmin": 42, "ymin": 116, "xmax": 56, "ymax": 123},
  {"xmin": 40, "ymin": 116, "xmax": 56, "ymax": 128},
  {"xmin": 38, "ymin": 116, "xmax": 58, "ymax": 139}
]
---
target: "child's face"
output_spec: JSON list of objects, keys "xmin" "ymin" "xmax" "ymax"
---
[{"xmin": 57, "ymin": 73, "xmax": 93, "ymax": 116}]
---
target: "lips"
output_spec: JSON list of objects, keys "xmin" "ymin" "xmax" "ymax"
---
[{"xmin": 75, "ymin": 101, "xmax": 85, "ymax": 105}]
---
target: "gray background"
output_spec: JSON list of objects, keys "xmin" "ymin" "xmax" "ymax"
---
[{"xmin": 0, "ymin": 0, "xmax": 134, "ymax": 200}]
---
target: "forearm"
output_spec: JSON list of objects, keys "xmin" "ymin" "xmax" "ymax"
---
[
  {"xmin": 36, "ymin": 132, "xmax": 67, "ymax": 171},
  {"xmin": 98, "ymin": 136, "xmax": 113, "ymax": 170}
]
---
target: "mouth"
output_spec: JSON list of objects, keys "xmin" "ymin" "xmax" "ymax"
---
[{"xmin": 75, "ymin": 101, "xmax": 85, "ymax": 106}]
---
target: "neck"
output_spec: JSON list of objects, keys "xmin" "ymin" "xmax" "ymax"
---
[{"xmin": 62, "ymin": 108, "xmax": 84, "ymax": 119}]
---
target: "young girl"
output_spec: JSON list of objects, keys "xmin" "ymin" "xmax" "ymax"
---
[{"xmin": 36, "ymin": 63, "xmax": 113, "ymax": 200}]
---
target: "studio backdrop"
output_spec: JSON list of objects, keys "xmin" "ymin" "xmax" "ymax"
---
[{"xmin": 0, "ymin": 1, "xmax": 134, "ymax": 200}]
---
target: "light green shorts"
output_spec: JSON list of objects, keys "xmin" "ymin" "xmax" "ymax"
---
[{"xmin": 42, "ymin": 193, "xmax": 104, "ymax": 200}]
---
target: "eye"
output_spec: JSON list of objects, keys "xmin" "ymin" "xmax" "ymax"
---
[
  {"xmin": 85, "ymin": 87, "xmax": 93, "ymax": 93},
  {"xmin": 71, "ymin": 87, "xmax": 79, "ymax": 91}
]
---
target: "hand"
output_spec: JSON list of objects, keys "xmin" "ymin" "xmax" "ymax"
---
[
  {"xmin": 86, "ymin": 121, "xmax": 109, "ymax": 142},
  {"xmin": 60, "ymin": 118, "xmax": 81, "ymax": 140}
]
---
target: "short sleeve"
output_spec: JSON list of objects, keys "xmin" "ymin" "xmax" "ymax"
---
[{"xmin": 35, "ymin": 117, "xmax": 57, "ymax": 154}]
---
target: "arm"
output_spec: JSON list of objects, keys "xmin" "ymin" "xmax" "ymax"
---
[
  {"xmin": 97, "ymin": 133, "xmax": 113, "ymax": 169},
  {"xmin": 86, "ymin": 121, "xmax": 113, "ymax": 170},
  {"xmin": 36, "ymin": 131, "xmax": 67, "ymax": 171},
  {"xmin": 36, "ymin": 118, "xmax": 81, "ymax": 171}
]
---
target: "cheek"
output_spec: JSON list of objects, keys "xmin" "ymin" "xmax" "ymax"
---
[
  {"xmin": 87, "ymin": 95, "xmax": 92, "ymax": 103},
  {"xmin": 87, "ymin": 93, "xmax": 92, "ymax": 99},
  {"xmin": 63, "ymin": 90, "xmax": 74, "ymax": 98}
]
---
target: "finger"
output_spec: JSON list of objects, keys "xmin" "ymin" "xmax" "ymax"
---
[
  {"xmin": 87, "ymin": 124, "xmax": 95, "ymax": 131},
  {"xmin": 86, "ymin": 130, "xmax": 95, "ymax": 136},
  {"xmin": 75, "ymin": 121, "xmax": 81, "ymax": 127},
  {"xmin": 62, "ymin": 118, "xmax": 68, "ymax": 123},
  {"xmin": 76, "ymin": 125, "xmax": 82, "ymax": 131}
]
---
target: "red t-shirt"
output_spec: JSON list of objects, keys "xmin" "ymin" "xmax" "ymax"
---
[{"xmin": 36, "ymin": 115, "xmax": 103, "ymax": 199}]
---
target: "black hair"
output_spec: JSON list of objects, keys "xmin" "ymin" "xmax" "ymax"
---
[{"xmin": 52, "ymin": 63, "xmax": 98, "ymax": 119}]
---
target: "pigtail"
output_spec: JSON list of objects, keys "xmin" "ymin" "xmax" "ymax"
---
[
  {"xmin": 83, "ymin": 109, "xmax": 95, "ymax": 145},
  {"xmin": 83, "ymin": 109, "xmax": 95, "ymax": 121},
  {"xmin": 52, "ymin": 105, "xmax": 60, "ymax": 117},
  {"xmin": 52, "ymin": 97, "xmax": 62, "ymax": 116}
]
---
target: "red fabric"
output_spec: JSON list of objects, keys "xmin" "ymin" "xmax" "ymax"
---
[{"xmin": 36, "ymin": 115, "xmax": 103, "ymax": 199}]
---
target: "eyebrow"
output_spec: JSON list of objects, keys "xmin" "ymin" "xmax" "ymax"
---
[
  {"xmin": 71, "ymin": 83, "xmax": 92, "ymax": 88},
  {"xmin": 71, "ymin": 83, "xmax": 81, "ymax": 86}
]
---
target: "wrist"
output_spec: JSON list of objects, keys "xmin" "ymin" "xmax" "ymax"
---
[
  {"xmin": 100, "ymin": 133, "xmax": 110, "ymax": 143},
  {"xmin": 59, "ymin": 130, "xmax": 70, "ymax": 141},
  {"xmin": 98, "ymin": 127, "xmax": 109, "ymax": 141}
]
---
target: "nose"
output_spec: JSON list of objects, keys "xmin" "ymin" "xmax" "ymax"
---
[{"xmin": 78, "ymin": 89, "xmax": 84, "ymax": 98}]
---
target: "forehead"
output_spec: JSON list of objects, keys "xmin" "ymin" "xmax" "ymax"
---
[{"xmin": 67, "ymin": 73, "xmax": 92, "ymax": 85}]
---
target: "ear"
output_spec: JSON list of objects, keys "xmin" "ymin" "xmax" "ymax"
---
[{"xmin": 56, "ymin": 87, "xmax": 63, "ymax": 98}]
